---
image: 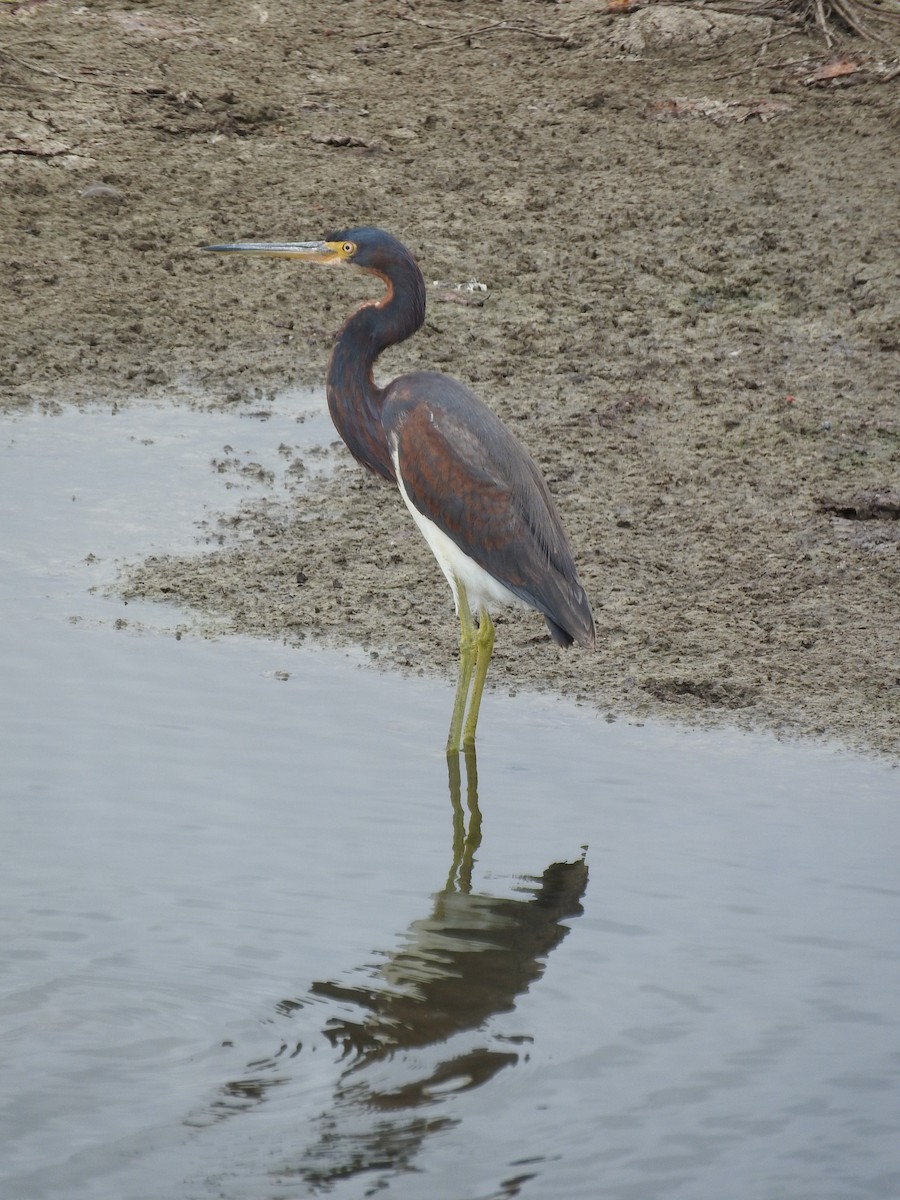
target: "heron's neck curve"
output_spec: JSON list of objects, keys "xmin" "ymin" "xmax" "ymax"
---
[{"xmin": 326, "ymin": 254, "xmax": 426, "ymax": 482}]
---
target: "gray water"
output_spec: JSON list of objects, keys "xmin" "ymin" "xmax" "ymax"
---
[{"xmin": 1, "ymin": 402, "xmax": 898, "ymax": 1200}]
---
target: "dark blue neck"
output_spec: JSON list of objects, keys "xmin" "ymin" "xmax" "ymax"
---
[{"xmin": 326, "ymin": 254, "xmax": 426, "ymax": 481}]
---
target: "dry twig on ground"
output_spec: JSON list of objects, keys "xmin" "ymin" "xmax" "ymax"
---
[{"xmin": 706, "ymin": 0, "xmax": 900, "ymax": 44}]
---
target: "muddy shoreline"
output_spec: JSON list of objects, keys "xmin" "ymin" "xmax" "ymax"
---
[{"xmin": 2, "ymin": 1, "xmax": 897, "ymax": 757}]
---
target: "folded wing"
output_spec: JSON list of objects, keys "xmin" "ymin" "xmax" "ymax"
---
[{"xmin": 384, "ymin": 372, "xmax": 595, "ymax": 649}]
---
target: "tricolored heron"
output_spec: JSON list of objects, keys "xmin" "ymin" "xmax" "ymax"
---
[{"xmin": 202, "ymin": 228, "xmax": 595, "ymax": 751}]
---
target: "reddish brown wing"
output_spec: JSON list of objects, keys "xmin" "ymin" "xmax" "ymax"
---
[{"xmin": 384, "ymin": 371, "xmax": 594, "ymax": 648}]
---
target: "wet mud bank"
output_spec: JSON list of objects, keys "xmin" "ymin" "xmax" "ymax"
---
[{"xmin": 2, "ymin": 1, "xmax": 897, "ymax": 756}]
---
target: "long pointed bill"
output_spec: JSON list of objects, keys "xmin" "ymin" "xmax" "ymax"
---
[{"xmin": 201, "ymin": 240, "xmax": 342, "ymax": 263}]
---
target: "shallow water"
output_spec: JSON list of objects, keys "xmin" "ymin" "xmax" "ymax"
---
[{"xmin": 1, "ymin": 403, "xmax": 898, "ymax": 1200}]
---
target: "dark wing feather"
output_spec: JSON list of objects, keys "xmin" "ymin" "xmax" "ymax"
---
[{"xmin": 383, "ymin": 372, "xmax": 595, "ymax": 648}]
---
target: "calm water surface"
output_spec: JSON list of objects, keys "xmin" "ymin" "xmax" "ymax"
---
[{"xmin": 1, "ymin": 403, "xmax": 898, "ymax": 1199}]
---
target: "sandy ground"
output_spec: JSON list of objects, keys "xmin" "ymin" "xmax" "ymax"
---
[{"xmin": 2, "ymin": 1, "xmax": 898, "ymax": 758}]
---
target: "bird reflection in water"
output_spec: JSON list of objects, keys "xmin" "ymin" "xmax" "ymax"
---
[{"xmin": 205, "ymin": 749, "xmax": 588, "ymax": 1191}]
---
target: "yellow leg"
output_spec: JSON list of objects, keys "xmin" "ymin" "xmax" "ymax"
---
[
  {"xmin": 462, "ymin": 609, "xmax": 495, "ymax": 748},
  {"xmin": 446, "ymin": 585, "xmax": 477, "ymax": 754},
  {"xmin": 446, "ymin": 750, "xmax": 465, "ymax": 887},
  {"xmin": 445, "ymin": 744, "xmax": 482, "ymax": 893},
  {"xmin": 458, "ymin": 745, "xmax": 482, "ymax": 893}
]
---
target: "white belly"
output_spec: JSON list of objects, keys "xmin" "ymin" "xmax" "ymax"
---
[{"xmin": 392, "ymin": 449, "xmax": 528, "ymax": 618}]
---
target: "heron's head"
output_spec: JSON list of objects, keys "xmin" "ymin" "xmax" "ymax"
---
[
  {"xmin": 202, "ymin": 226, "xmax": 425, "ymax": 330},
  {"xmin": 201, "ymin": 226, "xmax": 415, "ymax": 278}
]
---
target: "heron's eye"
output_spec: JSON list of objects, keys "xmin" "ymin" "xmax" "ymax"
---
[{"xmin": 342, "ymin": 242, "xmax": 355, "ymax": 256}]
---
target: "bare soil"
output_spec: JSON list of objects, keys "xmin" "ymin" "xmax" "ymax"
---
[{"xmin": 2, "ymin": 0, "xmax": 898, "ymax": 757}]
